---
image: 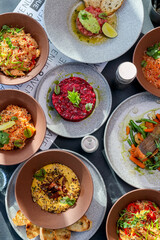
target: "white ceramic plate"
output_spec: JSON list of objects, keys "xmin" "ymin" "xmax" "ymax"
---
[
  {"xmin": 104, "ymin": 92, "xmax": 160, "ymax": 190},
  {"xmin": 44, "ymin": 0, "xmax": 144, "ymax": 63},
  {"xmin": 5, "ymin": 150, "xmax": 107, "ymax": 240},
  {"xmin": 35, "ymin": 62, "xmax": 112, "ymax": 138}
]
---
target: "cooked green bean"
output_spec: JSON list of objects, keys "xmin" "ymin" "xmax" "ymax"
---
[
  {"xmin": 136, "ymin": 118, "xmax": 158, "ymax": 124},
  {"xmin": 129, "ymin": 126, "xmax": 137, "ymax": 146},
  {"xmin": 130, "ymin": 120, "xmax": 146, "ymax": 139},
  {"xmin": 127, "ymin": 139, "xmax": 132, "ymax": 146}
]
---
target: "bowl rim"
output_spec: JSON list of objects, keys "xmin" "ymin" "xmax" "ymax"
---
[
  {"xmin": 15, "ymin": 149, "xmax": 94, "ymax": 229},
  {"xmin": 106, "ymin": 188, "xmax": 160, "ymax": 239},
  {"xmin": 133, "ymin": 26, "xmax": 160, "ymax": 97},
  {"xmin": 0, "ymin": 12, "xmax": 49, "ymax": 85},
  {"xmin": 0, "ymin": 89, "xmax": 46, "ymax": 165}
]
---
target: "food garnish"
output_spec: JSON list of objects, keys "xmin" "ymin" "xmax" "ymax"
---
[
  {"xmin": 117, "ymin": 200, "xmax": 160, "ymax": 239},
  {"xmin": 102, "ymin": 22, "xmax": 118, "ymax": 38},
  {"xmin": 0, "ymin": 131, "xmax": 9, "ymax": 147},
  {"xmin": 54, "ymin": 84, "xmax": 60, "ymax": 95},
  {"xmin": 0, "ymin": 25, "xmax": 40, "ymax": 77},
  {"xmin": 67, "ymin": 88, "xmax": 81, "ymax": 107},
  {"xmin": 0, "ymin": 120, "xmax": 15, "ymax": 131}
]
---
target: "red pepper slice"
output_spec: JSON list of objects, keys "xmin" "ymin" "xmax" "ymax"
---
[
  {"xmin": 127, "ymin": 203, "xmax": 139, "ymax": 213},
  {"xmin": 147, "ymin": 211, "xmax": 156, "ymax": 221}
]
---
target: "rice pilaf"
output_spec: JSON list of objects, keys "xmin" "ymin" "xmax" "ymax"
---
[{"xmin": 0, "ymin": 105, "xmax": 35, "ymax": 150}]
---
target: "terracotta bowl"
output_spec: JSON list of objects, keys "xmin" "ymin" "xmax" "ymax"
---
[
  {"xmin": 133, "ymin": 27, "xmax": 160, "ymax": 97},
  {"xmin": 0, "ymin": 89, "xmax": 46, "ymax": 165},
  {"xmin": 106, "ymin": 189, "xmax": 160, "ymax": 240},
  {"xmin": 15, "ymin": 149, "xmax": 93, "ymax": 229},
  {"xmin": 0, "ymin": 12, "xmax": 49, "ymax": 85}
]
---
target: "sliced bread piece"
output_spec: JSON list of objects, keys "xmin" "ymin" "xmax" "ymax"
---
[
  {"xmin": 55, "ymin": 228, "xmax": 71, "ymax": 240},
  {"xmin": 67, "ymin": 215, "xmax": 92, "ymax": 232},
  {"xmin": 26, "ymin": 222, "xmax": 40, "ymax": 239},
  {"xmin": 12, "ymin": 210, "xmax": 30, "ymax": 226},
  {"xmin": 40, "ymin": 228, "xmax": 57, "ymax": 240},
  {"xmin": 100, "ymin": 0, "xmax": 124, "ymax": 15}
]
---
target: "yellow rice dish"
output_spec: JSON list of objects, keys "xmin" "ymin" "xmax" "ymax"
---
[
  {"xmin": 0, "ymin": 25, "xmax": 40, "ymax": 77},
  {"xmin": 0, "ymin": 105, "xmax": 35, "ymax": 150},
  {"xmin": 31, "ymin": 163, "xmax": 81, "ymax": 213}
]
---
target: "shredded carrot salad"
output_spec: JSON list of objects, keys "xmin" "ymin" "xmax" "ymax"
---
[
  {"xmin": 0, "ymin": 105, "xmax": 35, "ymax": 150},
  {"xmin": 141, "ymin": 42, "xmax": 160, "ymax": 88}
]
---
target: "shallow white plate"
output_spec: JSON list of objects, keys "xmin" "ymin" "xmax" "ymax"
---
[
  {"xmin": 35, "ymin": 62, "xmax": 112, "ymax": 138},
  {"xmin": 104, "ymin": 92, "xmax": 160, "ymax": 190},
  {"xmin": 44, "ymin": 0, "xmax": 144, "ymax": 63},
  {"xmin": 5, "ymin": 150, "xmax": 107, "ymax": 240}
]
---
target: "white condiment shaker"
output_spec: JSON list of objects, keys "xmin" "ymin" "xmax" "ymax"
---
[
  {"xmin": 115, "ymin": 62, "xmax": 137, "ymax": 88},
  {"xmin": 81, "ymin": 135, "xmax": 99, "ymax": 153}
]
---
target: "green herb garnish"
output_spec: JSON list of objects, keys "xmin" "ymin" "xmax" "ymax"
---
[
  {"xmin": 0, "ymin": 131, "xmax": 9, "ymax": 147},
  {"xmin": 54, "ymin": 85, "xmax": 60, "ymax": 95},
  {"xmin": 11, "ymin": 116, "xmax": 18, "ymax": 121},
  {"xmin": 85, "ymin": 103, "xmax": 93, "ymax": 111},
  {"xmin": 0, "ymin": 116, "xmax": 1, "ymax": 121},
  {"xmin": 24, "ymin": 128, "xmax": 32, "ymax": 138},
  {"xmin": 146, "ymin": 43, "xmax": 160, "ymax": 59},
  {"xmin": 60, "ymin": 197, "xmax": 76, "ymax": 206},
  {"xmin": 14, "ymin": 139, "xmax": 23, "ymax": 148},
  {"xmin": 34, "ymin": 168, "xmax": 46, "ymax": 181},
  {"xmin": 5, "ymin": 37, "xmax": 15, "ymax": 49},
  {"xmin": 141, "ymin": 60, "xmax": 147, "ymax": 67},
  {"xmin": 68, "ymin": 89, "xmax": 81, "ymax": 107},
  {"xmin": 98, "ymin": 12, "xmax": 108, "ymax": 19}
]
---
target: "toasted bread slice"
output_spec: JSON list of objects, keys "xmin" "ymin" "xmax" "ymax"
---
[
  {"xmin": 100, "ymin": 0, "xmax": 124, "ymax": 15},
  {"xmin": 12, "ymin": 210, "xmax": 30, "ymax": 226},
  {"xmin": 40, "ymin": 228, "xmax": 57, "ymax": 240},
  {"xmin": 26, "ymin": 222, "xmax": 40, "ymax": 239},
  {"xmin": 83, "ymin": 0, "xmax": 102, "ymax": 8},
  {"xmin": 67, "ymin": 215, "xmax": 92, "ymax": 232},
  {"xmin": 55, "ymin": 228, "xmax": 71, "ymax": 240}
]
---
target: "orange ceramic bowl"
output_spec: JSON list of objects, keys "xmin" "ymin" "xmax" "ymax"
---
[
  {"xmin": 106, "ymin": 188, "xmax": 160, "ymax": 240},
  {"xmin": 133, "ymin": 27, "xmax": 160, "ymax": 97},
  {"xmin": 0, "ymin": 12, "xmax": 49, "ymax": 85},
  {"xmin": 15, "ymin": 149, "xmax": 93, "ymax": 229},
  {"xmin": 0, "ymin": 89, "xmax": 46, "ymax": 165}
]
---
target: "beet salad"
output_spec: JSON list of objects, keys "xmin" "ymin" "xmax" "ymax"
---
[{"xmin": 52, "ymin": 77, "xmax": 96, "ymax": 122}]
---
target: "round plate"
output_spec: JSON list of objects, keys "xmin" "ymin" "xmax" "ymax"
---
[
  {"xmin": 5, "ymin": 150, "xmax": 107, "ymax": 240},
  {"xmin": 44, "ymin": 0, "xmax": 144, "ymax": 63},
  {"xmin": 35, "ymin": 62, "xmax": 112, "ymax": 138},
  {"xmin": 104, "ymin": 92, "xmax": 160, "ymax": 190}
]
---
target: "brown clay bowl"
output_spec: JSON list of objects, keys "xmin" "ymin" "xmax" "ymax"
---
[
  {"xmin": 133, "ymin": 27, "xmax": 160, "ymax": 97},
  {"xmin": 106, "ymin": 189, "xmax": 160, "ymax": 240},
  {"xmin": 15, "ymin": 149, "xmax": 93, "ymax": 229},
  {"xmin": 0, "ymin": 89, "xmax": 46, "ymax": 165},
  {"xmin": 0, "ymin": 12, "xmax": 49, "ymax": 85}
]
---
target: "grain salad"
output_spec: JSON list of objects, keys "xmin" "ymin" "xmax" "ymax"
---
[
  {"xmin": 0, "ymin": 105, "xmax": 36, "ymax": 150},
  {"xmin": 0, "ymin": 25, "xmax": 40, "ymax": 77}
]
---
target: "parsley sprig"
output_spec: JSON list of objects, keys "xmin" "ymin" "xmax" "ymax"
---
[{"xmin": 67, "ymin": 88, "xmax": 81, "ymax": 107}]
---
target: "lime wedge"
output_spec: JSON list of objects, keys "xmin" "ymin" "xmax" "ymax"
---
[
  {"xmin": 102, "ymin": 23, "xmax": 118, "ymax": 38},
  {"xmin": 0, "ymin": 121, "xmax": 15, "ymax": 131}
]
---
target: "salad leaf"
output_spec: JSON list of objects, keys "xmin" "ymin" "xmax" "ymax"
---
[
  {"xmin": 34, "ymin": 168, "xmax": 46, "ymax": 181},
  {"xmin": 60, "ymin": 197, "xmax": 76, "ymax": 206},
  {"xmin": 54, "ymin": 85, "xmax": 60, "ymax": 95},
  {"xmin": 14, "ymin": 139, "xmax": 23, "ymax": 148},
  {"xmin": 0, "ymin": 131, "xmax": 9, "ymax": 146},
  {"xmin": 11, "ymin": 116, "xmax": 18, "ymax": 121},
  {"xmin": 85, "ymin": 103, "xmax": 93, "ymax": 111}
]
